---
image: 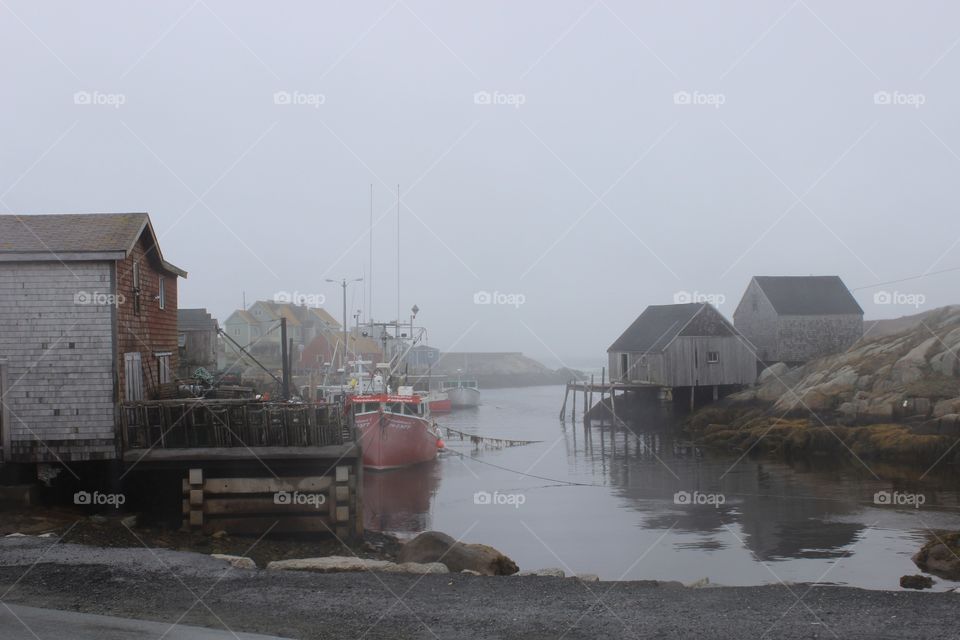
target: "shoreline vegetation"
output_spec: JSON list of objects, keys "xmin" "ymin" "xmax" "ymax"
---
[{"xmin": 684, "ymin": 306, "xmax": 960, "ymax": 470}]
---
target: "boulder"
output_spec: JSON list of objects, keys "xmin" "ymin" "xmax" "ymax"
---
[
  {"xmin": 686, "ymin": 577, "xmax": 711, "ymax": 588},
  {"xmin": 398, "ymin": 531, "xmax": 518, "ymax": 576},
  {"xmin": 913, "ymin": 535, "xmax": 960, "ymax": 579},
  {"xmin": 517, "ymin": 568, "xmax": 565, "ymax": 577},
  {"xmin": 758, "ymin": 363, "xmax": 790, "ymax": 384},
  {"xmin": 381, "ymin": 562, "xmax": 449, "ymax": 575},
  {"xmin": 575, "ymin": 573, "xmax": 600, "ymax": 582},
  {"xmin": 211, "ymin": 554, "xmax": 257, "ymax": 570},
  {"xmin": 900, "ymin": 574, "xmax": 934, "ymax": 590},
  {"xmin": 934, "ymin": 398, "xmax": 960, "ymax": 418},
  {"xmin": 266, "ymin": 556, "xmax": 395, "ymax": 573}
]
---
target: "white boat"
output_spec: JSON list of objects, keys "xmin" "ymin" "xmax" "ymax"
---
[{"xmin": 441, "ymin": 378, "xmax": 480, "ymax": 408}]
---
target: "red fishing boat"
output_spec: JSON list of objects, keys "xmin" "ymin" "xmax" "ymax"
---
[{"xmin": 348, "ymin": 392, "xmax": 443, "ymax": 470}]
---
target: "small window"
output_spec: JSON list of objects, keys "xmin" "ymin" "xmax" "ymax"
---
[
  {"xmin": 157, "ymin": 353, "xmax": 171, "ymax": 384},
  {"xmin": 158, "ymin": 276, "xmax": 165, "ymax": 309},
  {"xmin": 132, "ymin": 261, "xmax": 141, "ymax": 315},
  {"xmin": 707, "ymin": 351, "xmax": 720, "ymax": 364}
]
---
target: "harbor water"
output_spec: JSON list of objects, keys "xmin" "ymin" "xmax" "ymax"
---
[{"xmin": 364, "ymin": 385, "xmax": 960, "ymax": 590}]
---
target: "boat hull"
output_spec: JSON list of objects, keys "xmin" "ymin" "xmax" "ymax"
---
[
  {"xmin": 356, "ymin": 411, "xmax": 439, "ymax": 470},
  {"xmin": 428, "ymin": 396, "xmax": 452, "ymax": 413},
  {"xmin": 446, "ymin": 387, "xmax": 480, "ymax": 408}
]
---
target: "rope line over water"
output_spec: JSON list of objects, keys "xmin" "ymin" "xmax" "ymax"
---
[
  {"xmin": 441, "ymin": 447, "xmax": 602, "ymax": 487},
  {"xmin": 437, "ymin": 424, "xmax": 543, "ymax": 448}
]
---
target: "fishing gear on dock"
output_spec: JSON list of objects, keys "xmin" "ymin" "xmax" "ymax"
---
[{"xmin": 436, "ymin": 424, "xmax": 541, "ymax": 449}]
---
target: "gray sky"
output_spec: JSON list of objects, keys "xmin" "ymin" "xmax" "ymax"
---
[{"xmin": 2, "ymin": 1, "xmax": 958, "ymax": 368}]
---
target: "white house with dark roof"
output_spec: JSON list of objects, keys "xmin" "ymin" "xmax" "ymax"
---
[
  {"xmin": 607, "ymin": 302, "xmax": 756, "ymax": 396},
  {"xmin": 733, "ymin": 276, "xmax": 864, "ymax": 366}
]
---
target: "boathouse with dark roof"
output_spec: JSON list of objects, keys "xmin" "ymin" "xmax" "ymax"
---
[
  {"xmin": 733, "ymin": 275, "xmax": 864, "ymax": 367},
  {"xmin": 607, "ymin": 302, "xmax": 756, "ymax": 407}
]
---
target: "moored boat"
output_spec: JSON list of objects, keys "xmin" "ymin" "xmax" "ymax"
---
[
  {"xmin": 424, "ymin": 389, "xmax": 451, "ymax": 413},
  {"xmin": 441, "ymin": 378, "xmax": 480, "ymax": 408},
  {"xmin": 348, "ymin": 392, "xmax": 442, "ymax": 470}
]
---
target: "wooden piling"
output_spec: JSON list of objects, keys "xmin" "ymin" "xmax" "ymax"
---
[
  {"xmin": 571, "ymin": 380, "xmax": 577, "ymax": 422},
  {"xmin": 559, "ymin": 383, "xmax": 570, "ymax": 421},
  {"xmin": 582, "ymin": 381, "xmax": 587, "ymax": 422},
  {"xmin": 587, "ymin": 374, "xmax": 594, "ymax": 424}
]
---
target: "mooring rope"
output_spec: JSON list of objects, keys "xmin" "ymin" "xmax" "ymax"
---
[
  {"xmin": 441, "ymin": 447, "xmax": 602, "ymax": 487},
  {"xmin": 436, "ymin": 424, "xmax": 542, "ymax": 448}
]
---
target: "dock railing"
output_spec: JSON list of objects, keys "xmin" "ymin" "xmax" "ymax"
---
[{"xmin": 120, "ymin": 399, "xmax": 350, "ymax": 451}]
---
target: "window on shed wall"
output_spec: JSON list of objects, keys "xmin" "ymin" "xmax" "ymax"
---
[
  {"xmin": 158, "ymin": 276, "xmax": 166, "ymax": 309},
  {"xmin": 157, "ymin": 354, "xmax": 171, "ymax": 384},
  {"xmin": 707, "ymin": 351, "xmax": 720, "ymax": 363},
  {"xmin": 132, "ymin": 261, "xmax": 142, "ymax": 315}
]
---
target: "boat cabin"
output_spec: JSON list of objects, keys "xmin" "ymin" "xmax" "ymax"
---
[{"xmin": 349, "ymin": 394, "xmax": 427, "ymax": 416}]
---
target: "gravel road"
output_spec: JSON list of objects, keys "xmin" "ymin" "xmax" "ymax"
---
[{"xmin": 0, "ymin": 536, "xmax": 954, "ymax": 639}]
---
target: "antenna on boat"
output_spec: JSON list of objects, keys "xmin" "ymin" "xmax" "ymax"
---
[
  {"xmin": 369, "ymin": 183, "xmax": 373, "ymax": 324},
  {"xmin": 396, "ymin": 183, "xmax": 400, "ymax": 339}
]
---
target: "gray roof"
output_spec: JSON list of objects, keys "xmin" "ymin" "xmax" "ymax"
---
[
  {"xmin": 0, "ymin": 213, "xmax": 186, "ymax": 276},
  {"xmin": 178, "ymin": 308, "xmax": 218, "ymax": 331},
  {"xmin": 753, "ymin": 276, "xmax": 862, "ymax": 316},
  {"xmin": 608, "ymin": 303, "xmax": 705, "ymax": 353}
]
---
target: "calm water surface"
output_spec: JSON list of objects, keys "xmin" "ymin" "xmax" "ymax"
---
[{"xmin": 363, "ymin": 385, "xmax": 960, "ymax": 590}]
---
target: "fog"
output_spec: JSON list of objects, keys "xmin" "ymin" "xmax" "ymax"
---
[{"xmin": 2, "ymin": 1, "xmax": 958, "ymax": 368}]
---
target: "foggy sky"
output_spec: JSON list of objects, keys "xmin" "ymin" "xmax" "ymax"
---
[{"xmin": 2, "ymin": 1, "xmax": 958, "ymax": 368}]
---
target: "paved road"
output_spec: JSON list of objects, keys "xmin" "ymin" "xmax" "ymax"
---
[
  {"xmin": 1, "ymin": 603, "xmax": 290, "ymax": 640},
  {"xmin": 0, "ymin": 536, "xmax": 956, "ymax": 639}
]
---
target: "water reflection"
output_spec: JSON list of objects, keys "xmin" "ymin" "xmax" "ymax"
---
[
  {"xmin": 363, "ymin": 386, "xmax": 960, "ymax": 588},
  {"xmin": 363, "ymin": 460, "xmax": 441, "ymax": 534}
]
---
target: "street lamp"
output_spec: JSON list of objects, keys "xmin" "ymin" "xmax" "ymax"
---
[{"xmin": 325, "ymin": 277, "xmax": 362, "ymax": 376}]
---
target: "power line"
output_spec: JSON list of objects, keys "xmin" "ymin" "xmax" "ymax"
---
[{"xmin": 851, "ymin": 264, "xmax": 960, "ymax": 292}]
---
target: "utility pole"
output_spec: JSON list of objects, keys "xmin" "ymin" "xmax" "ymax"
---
[
  {"xmin": 280, "ymin": 317, "xmax": 289, "ymax": 400},
  {"xmin": 326, "ymin": 277, "xmax": 363, "ymax": 377}
]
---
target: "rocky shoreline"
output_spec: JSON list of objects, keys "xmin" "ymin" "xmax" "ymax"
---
[{"xmin": 685, "ymin": 306, "xmax": 960, "ymax": 468}]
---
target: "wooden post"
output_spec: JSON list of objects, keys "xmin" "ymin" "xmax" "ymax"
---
[
  {"xmin": 582, "ymin": 381, "xmax": 587, "ymax": 422},
  {"xmin": 690, "ymin": 386, "xmax": 695, "ymax": 412},
  {"xmin": 587, "ymin": 374, "xmax": 594, "ymax": 425},
  {"xmin": 571, "ymin": 381, "xmax": 577, "ymax": 423},
  {"xmin": 712, "ymin": 385, "xmax": 719, "ymax": 402},
  {"xmin": 281, "ymin": 317, "xmax": 290, "ymax": 400},
  {"xmin": 559, "ymin": 383, "xmax": 570, "ymax": 421},
  {"xmin": 600, "ymin": 367, "xmax": 606, "ymax": 423},
  {"xmin": 185, "ymin": 468, "xmax": 203, "ymax": 531}
]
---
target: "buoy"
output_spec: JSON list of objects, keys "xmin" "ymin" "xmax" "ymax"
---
[{"xmin": 436, "ymin": 439, "xmax": 445, "ymax": 449}]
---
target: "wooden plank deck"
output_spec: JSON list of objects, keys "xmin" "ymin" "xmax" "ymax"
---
[{"xmin": 122, "ymin": 443, "xmax": 358, "ymax": 463}]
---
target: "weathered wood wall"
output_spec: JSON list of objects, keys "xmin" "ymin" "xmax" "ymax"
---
[
  {"xmin": 0, "ymin": 261, "xmax": 117, "ymax": 462},
  {"xmin": 116, "ymin": 233, "xmax": 180, "ymax": 401}
]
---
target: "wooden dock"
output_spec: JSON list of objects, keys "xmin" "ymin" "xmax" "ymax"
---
[
  {"xmin": 120, "ymin": 398, "xmax": 362, "ymax": 539},
  {"xmin": 558, "ymin": 368, "xmax": 665, "ymax": 423}
]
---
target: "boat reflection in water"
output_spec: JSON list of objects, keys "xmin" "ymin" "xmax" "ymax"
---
[{"xmin": 363, "ymin": 459, "xmax": 442, "ymax": 534}]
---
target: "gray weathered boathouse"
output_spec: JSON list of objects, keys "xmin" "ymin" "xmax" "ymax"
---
[
  {"xmin": 607, "ymin": 302, "xmax": 756, "ymax": 407},
  {"xmin": 733, "ymin": 275, "xmax": 863, "ymax": 367}
]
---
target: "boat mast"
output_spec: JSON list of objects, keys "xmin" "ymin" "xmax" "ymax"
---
[{"xmin": 368, "ymin": 183, "xmax": 373, "ymax": 324}]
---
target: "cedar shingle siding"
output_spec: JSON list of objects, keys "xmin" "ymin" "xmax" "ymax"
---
[
  {"xmin": 734, "ymin": 276, "xmax": 863, "ymax": 365},
  {"xmin": 0, "ymin": 213, "xmax": 185, "ymax": 464}
]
